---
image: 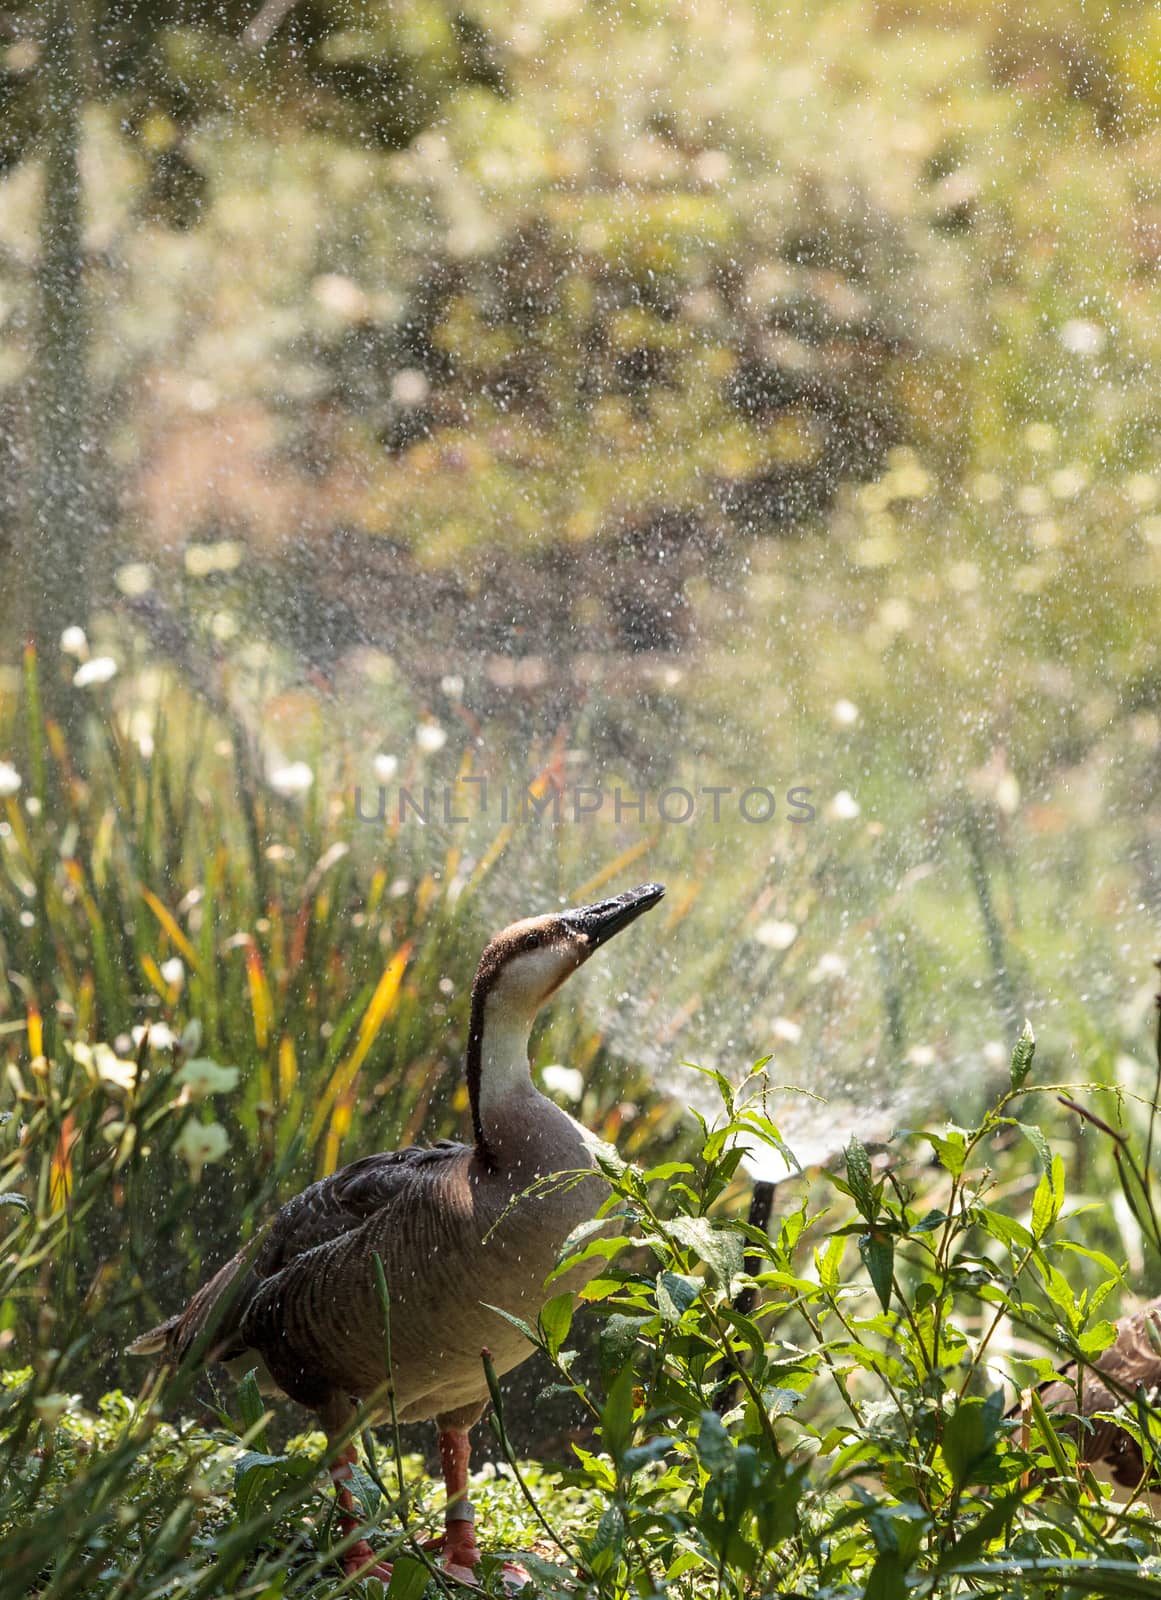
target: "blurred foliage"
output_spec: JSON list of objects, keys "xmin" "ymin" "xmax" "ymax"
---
[
  {"xmin": 12, "ymin": 0, "xmax": 1161, "ymax": 578},
  {"xmin": 0, "ymin": 0, "xmax": 507, "ymax": 186}
]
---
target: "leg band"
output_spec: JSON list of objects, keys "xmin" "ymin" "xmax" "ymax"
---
[{"xmin": 445, "ymin": 1497, "xmax": 474, "ymax": 1525}]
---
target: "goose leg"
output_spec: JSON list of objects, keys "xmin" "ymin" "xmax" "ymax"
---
[
  {"xmin": 330, "ymin": 1439, "xmax": 395, "ymax": 1582},
  {"xmin": 437, "ymin": 1426, "xmax": 531, "ymax": 1592},
  {"xmin": 321, "ymin": 1393, "xmax": 394, "ymax": 1583},
  {"xmin": 438, "ymin": 1428, "xmax": 483, "ymax": 1578}
]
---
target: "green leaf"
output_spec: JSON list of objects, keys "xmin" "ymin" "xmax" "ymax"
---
[
  {"xmin": 910, "ymin": 1209, "xmax": 949, "ymax": 1234},
  {"xmin": 859, "ymin": 1232, "xmax": 894, "ymax": 1312},
  {"xmin": 845, "ymin": 1135, "xmax": 875, "ymax": 1219},
  {"xmin": 1014, "ymin": 1120, "xmax": 1052, "ymax": 1169},
  {"xmin": 642, "ymin": 1161, "xmax": 695, "ymax": 1182},
  {"xmin": 1077, "ymin": 1319, "xmax": 1119, "ymax": 1356},
  {"xmin": 622, "ymin": 1435, "xmax": 677, "ymax": 1473},
  {"xmin": 1010, "ymin": 1018, "xmax": 1036, "ymax": 1089},
  {"xmin": 864, "ymin": 1550, "xmax": 907, "ymax": 1600},
  {"xmin": 663, "ymin": 1215, "xmax": 743, "ymax": 1284},
  {"xmin": 656, "ymin": 1271, "xmax": 700, "ymax": 1323},
  {"xmin": 941, "ymin": 1390, "xmax": 1005, "ymax": 1490},
  {"xmin": 599, "ymin": 1364, "xmax": 637, "ymax": 1465},
  {"xmin": 926, "ymin": 1127, "xmax": 967, "ymax": 1177},
  {"xmin": 816, "ymin": 1233, "xmax": 845, "ymax": 1291},
  {"xmin": 1026, "ymin": 1385, "xmax": 1074, "ymax": 1479},
  {"xmin": 932, "ymin": 1487, "xmax": 1030, "ymax": 1576},
  {"xmin": 546, "ymin": 1233, "xmax": 635, "ymax": 1284},
  {"xmin": 598, "ymin": 1312, "xmax": 647, "ymax": 1386},
  {"xmin": 233, "ymin": 1451, "xmax": 315, "ymax": 1520},
  {"xmin": 385, "ymin": 1556, "xmax": 430, "ymax": 1600},
  {"xmin": 481, "ymin": 1303, "xmax": 536, "ymax": 1342},
  {"xmin": 976, "ymin": 1206, "xmax": 1034, "ymax": 1251},
  {"xmin": 235, "ymin": 1367, "xmax": 268, "ymax": 1450},
  {"xmin": 538, "ymin": 1292, "xmax": 573, "ymax": 1358},
  {"xmin": 577, "ymin": 1274, "xmax": 636, "ymax": 1302},
  {"xmin": 1031, "ymin": 1155, "xmax": 1064, "ymax": 1239},
  {"xmin": 179, "ymin": 1016, "xmax": 203, "ymax": 1055},
  {"xmin": 559, "ymin": 1214, "xmax": 625, "ymax": 1257}
]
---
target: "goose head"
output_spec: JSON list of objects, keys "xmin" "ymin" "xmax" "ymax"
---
[
  {"xmin": 466, "ymin": 882, "xmax": 665, "ymax": 1160},
  {"xmin": 472, "ymin": 882, "xmax": 666, "ymax": 1021}
]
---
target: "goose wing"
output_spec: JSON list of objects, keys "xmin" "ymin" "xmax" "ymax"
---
[
  {"xmin": 1036, "ymin": 1299, "xmax": 1161, "ymax": 1487},
  {"xmin": 254, "ymin": 1141, "xmax": 468, "ymax": 1272},
  {"xmin": 128, "ymin": 1140, "xmax": 470, "ymax": 1365}
]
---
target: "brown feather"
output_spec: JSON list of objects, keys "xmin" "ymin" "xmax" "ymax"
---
[{"xmin": 1036, "ymin": 1297, "xmax": 1161, "ymax": 1488}]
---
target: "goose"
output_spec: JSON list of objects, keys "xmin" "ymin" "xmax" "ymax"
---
[
  {"xmin": 1032, "ymin": 1294, "xmax": 1161, "ymax": 1507},
  {"xmin": 129, "ymin": 881, "xmax": 666, "ymax": 1583}
]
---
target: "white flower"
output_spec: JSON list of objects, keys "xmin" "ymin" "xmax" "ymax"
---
[
  {"xmin": 391, "ymin": 368, "xmax": 430, "ymax": 406},
  {"xmin": 1024, "ymin": 422, "xmax": 1057, "ymax": 453},
  {"xmin": 1060, "ymin": 318, "xmax": 1105, "ymax": 356},
  {"xmin": 132, "ymin": 1022, "xmax": 177, "ymax": 1052},
  {"xmin": 373, "ymin": 753, "xmax": 399, "ymax": 783},
  {"xmin": 73, "ymin": 657, "xmax": 117, "ymax": 688},
  {"xmin": 828, "ymin": 790, "xmax": 861, "ymax": 820},
  {"xmin": 440, "ymin": 674, "xmax": 465, "ymax": 700},
  {"xmin": 541, "ymin": 1064, "xmax": 584, "ymax": 1102},
  {"xmin": 832, "ymin": 698, "xmax": 859, "ymax": 728},
  {"xmin": 60, "ymin": 626, "xmax": 88, "ymax": 658},
  {"xmin": 174, "ymin": 1118, "xmax": 229, "ymax": 1181},
  {"xmin": 160, "ymin": 957, "xmax": 185, "ymax": 987},
  {"xmin": 995, "ymin": 775, "xmax": 1020, "ymax": 815},
  {"xmin": 416, "ymin": 723, "xmax": 447, "ymax": 754},
  {"xmin": 184, "ymin": 541, "xmax": 243, "ymax": 578},
  {"xmin": 70, "ymin": 1040, "xmax": 139, "ymax": 1095},
  {"xmin": 0, "ymin": 761, "xmax": 21, "ymax": 798},
  {"xmin": 115, "ymin": 563, "xmax": 153, "ymax": 597},
  {"xmin": 269, "ymin": 761, "xmax": 313, "ymax": 796},
  {"xmin": 755, "ymin": 919, "xmax": 797, "ymax": 951},
  {"xmin": 177, "ymin": 1057, "xmax": 240, "ymax": 1098},
  {"xmin": 313, "ymin": 273, "xmax": 369, "ymax": 320},
  {"xmin": 811, "ymin": 952, "xmax": 848, "ymax": 982},
  {"xmin": 772, "ymin": 1017, "xmax": 802, "ymax": 1043}
]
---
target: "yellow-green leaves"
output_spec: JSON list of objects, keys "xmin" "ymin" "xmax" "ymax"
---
[
  {"xmin": 1031, "ymin": 1154, "xmax": 1065, "ymax": 1240},
  {"xmin": 538, "ymin": 1292, "xmax": 574, "ymax": 1359}
]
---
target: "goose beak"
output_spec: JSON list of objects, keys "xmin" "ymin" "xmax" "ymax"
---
[{"xmin": 560, "ymin": 882, "xmax": 666, "ymax": 951}]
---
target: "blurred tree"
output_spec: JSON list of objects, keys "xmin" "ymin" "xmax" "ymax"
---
[
  {"xmin": 6, "ymin": 0, "xmax": 509, "ymax": 662},
  {"xmin": 27, "ymin": 0, "xmax": 92, "ymax": 684}
]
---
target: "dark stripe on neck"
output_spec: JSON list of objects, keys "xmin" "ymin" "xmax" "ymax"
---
[
  {"xmin": 466, "ymin": 984, "xmax": 498, "ymax": 1172},
  {"xmin": 466, "ymin": 924, "xmax": 556, "ymax": 1173}
]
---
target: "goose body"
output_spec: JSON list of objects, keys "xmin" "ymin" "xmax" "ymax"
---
[
  {"xmin": 1036, "ymin": 1295, "xmax": 1161, "ymax": 1500},
  {"xmin": 130, "ymin": 881, "xmax": 665, "ymax": 1579}
]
